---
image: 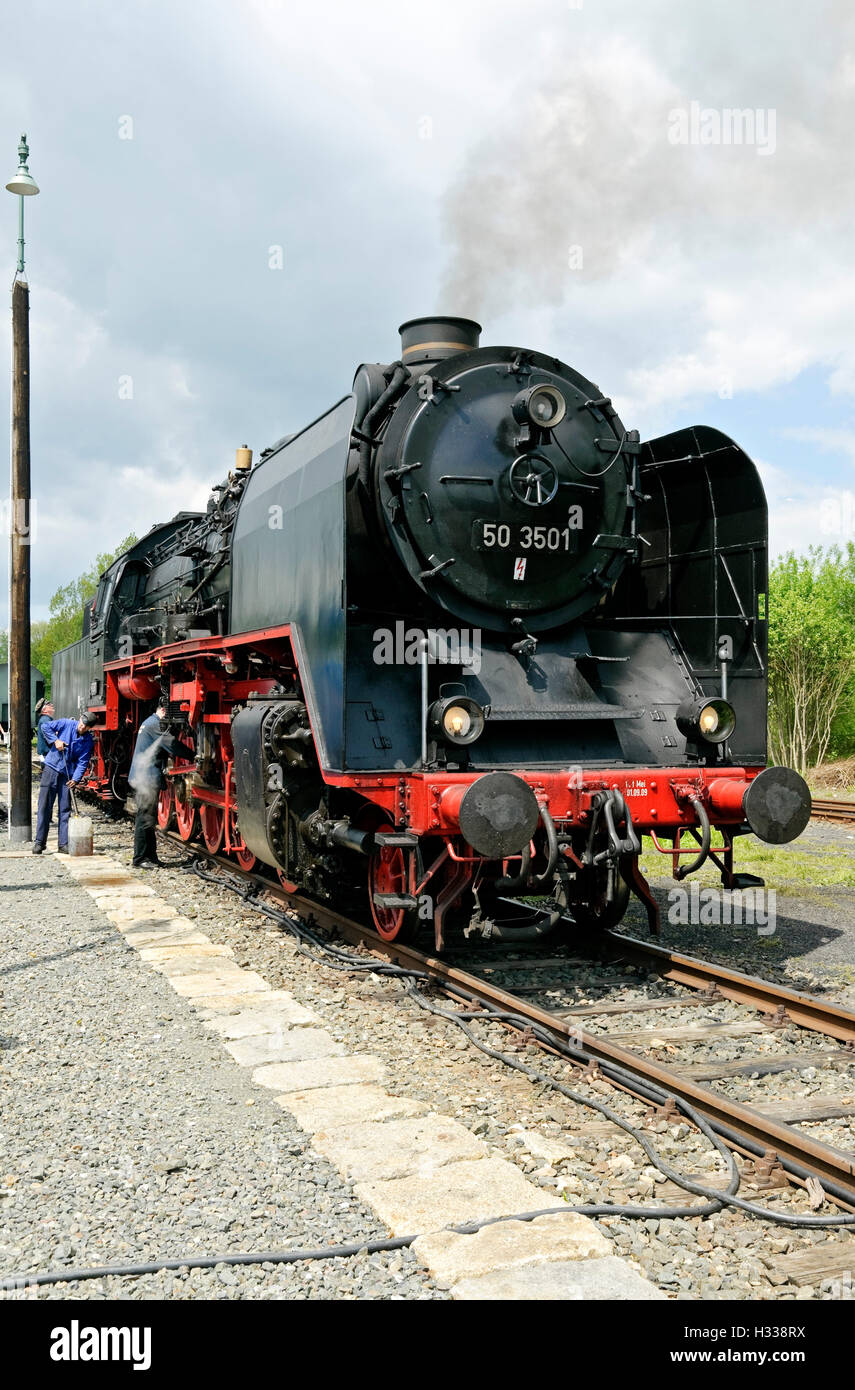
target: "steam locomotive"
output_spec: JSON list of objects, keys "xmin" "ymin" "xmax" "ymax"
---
[{"xmin": 53, "ymin": 316, "xmax": 811, "ymax": 948}]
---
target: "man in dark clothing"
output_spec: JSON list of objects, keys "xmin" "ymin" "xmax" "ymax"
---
[
  {"xmin": 129, "ymin": 702, "xmax": 192, "ymax": 869},
  {"xmin": 33, "ymin": 711, "xmax": 97, "ymax": 854}
]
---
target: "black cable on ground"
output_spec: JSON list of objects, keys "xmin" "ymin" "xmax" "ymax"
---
[
  {"xmin": 0, "ymin": 1236, "xmax": 415, "ymax": 1293},
  {"xmin": 152, "ymin": 851, "xmax": 195, "ymax": 868},
  {"xmin": 188, "ymin": 858, "xmax": 424, "ymax": 978}
]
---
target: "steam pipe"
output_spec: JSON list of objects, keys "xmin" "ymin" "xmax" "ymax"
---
[
  {"xmin": 357, "ymin": 364, "xmax": 409, "ymax": 490},
  {"xmin": 420, "ymin": 637, "xmax": 429, "ymax": 767},
  {"xmin": 184, "ymin": 551, "xmax": 228, "ymax": 605}
]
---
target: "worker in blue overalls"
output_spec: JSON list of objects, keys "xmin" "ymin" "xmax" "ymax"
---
[
  {"xmin": 33, "ymin": 711, "xmax": 97, "ymax": 854},
  {"xmin": 34, "ymin": 698, "xmax": 55, "ymax": 762}
]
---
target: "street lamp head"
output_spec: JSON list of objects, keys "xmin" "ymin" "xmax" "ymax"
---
[
  {"xmin": 5, "ymin": 134, "xmax": 39, "ymax": 197},
  {"xmin": 6, "ymin": 171, "xmax": 39, "ymax": 196}
]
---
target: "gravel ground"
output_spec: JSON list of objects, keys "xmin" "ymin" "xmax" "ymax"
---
[
  {"xmin": 0, "ymin": 846, "xmax": 447, "ymax": 1301},
  {"xmin": 63, "ymin": 805, "xmax": 855, "ymax": 1301},
  {"xmin": 622, "ymin": 821, "xmax": 855, "ymax": 994}
]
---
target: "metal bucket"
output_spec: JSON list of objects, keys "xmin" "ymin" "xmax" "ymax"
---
[{"xmin": 68, "ymin": 814, "xmax": 93, "ymax": 856}]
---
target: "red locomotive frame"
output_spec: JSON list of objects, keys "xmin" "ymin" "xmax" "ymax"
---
[{"xmin": 80, "ymin": 622, "xmax": 765, "ymax": 949}]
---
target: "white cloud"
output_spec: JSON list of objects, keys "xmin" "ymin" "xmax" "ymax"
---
[
  {"xmin": 780, "ymin": 427, "xmax": 855, "ymax": 463},
  {"xmin": 757, "ymin": 459, "xmax": 855, "ymax": 558},
  {"xmin": 438, "ymin": 3, "xmax": 855, "ymax": 429}
]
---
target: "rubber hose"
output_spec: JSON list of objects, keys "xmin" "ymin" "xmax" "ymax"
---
[
  {"xmin": 533, "ymin": 804, "xmax": 559, "ymax": 889},
  {"xmin": 674, "ymin": 797, "xmax": 712, "ymax": 880},
  {"xmin": 0, "ymin": 1236, "xmax": 415, "ymax": 1292},
  {"xmin": 483, "ymin": 906, "xmax": 562, "ymax": 942},
  {"xmin": 494, "ymin": 842, "xmax": 531, "ymax": 892}
]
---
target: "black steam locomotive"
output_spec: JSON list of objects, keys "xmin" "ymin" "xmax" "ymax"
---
[{"xmin": 53, "ymin": 316, "xmax": 811, "ymax": 948}]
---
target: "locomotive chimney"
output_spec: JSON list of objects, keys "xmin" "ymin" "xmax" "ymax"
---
[
  {"xmin": 398, "ymin": 316, "xmax": 481, "ymax": 369},
  {"xmin": 235, "ymin": 445, "xmax": 252, "ymax": 471}
]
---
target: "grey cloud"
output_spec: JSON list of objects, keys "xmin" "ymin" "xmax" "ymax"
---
[{"xmin": 441, "ymin": 4, "xmax": 855, "ymax": 320}]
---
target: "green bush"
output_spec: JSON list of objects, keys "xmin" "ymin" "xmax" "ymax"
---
[{"xmin": 768, "ymin": 544, "xmax": 855, "ymax": 773}]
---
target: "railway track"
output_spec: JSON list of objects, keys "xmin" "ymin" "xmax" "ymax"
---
[
  {"xmin": 164, "ymin": 829, "xmax": 855, "ymax": 1218},
  {"xmin": 811, "ymin": 797, "xmax": 855, "ymax": 824}
]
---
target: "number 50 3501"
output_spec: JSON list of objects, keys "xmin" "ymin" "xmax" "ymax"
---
[{"xmin": 480, "ymin": 523, "xmax": 577, "ymax": 552}]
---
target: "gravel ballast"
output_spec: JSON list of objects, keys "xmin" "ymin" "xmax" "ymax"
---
[{"xmin": 0, "ymin": 847, "xmax": 446, "ymax": 1301}]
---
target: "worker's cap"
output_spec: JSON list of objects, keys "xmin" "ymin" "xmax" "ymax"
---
[
  {"xmin": 35, "ymin": 697, "xmax": 48, "ymax": 715},
  {"xmin": 79, "ymin": 711, "xmax": 97, "ymax": 727}
]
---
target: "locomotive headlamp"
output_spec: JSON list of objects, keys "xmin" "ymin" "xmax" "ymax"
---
[
  {"xmin": 512, "ymin": 384, "xmax": 567, "ymax": 430},
  {"xmin": 428, "ymin": 696, "xmax": 486, "ymax": 747},
  {"xmin": 677, "ymin": 696, "xmax": 736, "ymax": 745}
]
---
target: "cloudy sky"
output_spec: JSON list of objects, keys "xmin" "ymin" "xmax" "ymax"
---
[{"xmin": 2, "ymin": 0, "xmax": 853, "ymax": 627}]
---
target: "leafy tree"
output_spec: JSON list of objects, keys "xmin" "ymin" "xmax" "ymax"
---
[
  {"xmin": 29, "ymin": 533, "xmax": 138, "ymax": 695},
  {"xmin": 830, "ymin": 685, "xmax": 855, "ymax": 759},
  {"xmin": 768, "ymin": 544, "xmax": 855, "ymax": 774}
]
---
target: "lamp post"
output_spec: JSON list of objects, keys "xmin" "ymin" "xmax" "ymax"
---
[{"xmin": 5, "ymin": 134, "xmax": 39, "ymax": 843}]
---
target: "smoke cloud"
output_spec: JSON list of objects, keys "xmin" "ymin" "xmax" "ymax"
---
[
  {"xmin": 129, "ymin": 741, "xmax": 163, "ymax": 814},
  {"xmin": 440, "ymin": 8, "xmax": 855, "ymax": 331}
]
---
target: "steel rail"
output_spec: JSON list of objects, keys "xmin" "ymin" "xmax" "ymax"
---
[
  {"xmin": 602, "ymin": 932, "xmax": 855, "ymax": 1043},
  {"xmin": 811, "ymin": 797, "xmax": 855, "ymax": 823}
]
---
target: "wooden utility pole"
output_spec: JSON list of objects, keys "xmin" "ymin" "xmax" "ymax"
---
[
  {"xmin": 6, "ymin": 135, "xmax": 39, "ymax": 843},
  {"xmin": 8, "ymin": 274, "xmax": 32, "ymax": 841}
]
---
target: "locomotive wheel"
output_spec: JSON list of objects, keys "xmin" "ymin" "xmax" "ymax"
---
[
  {"xmin": 227, "ymin": 809, "xmax": 256, "ymax": 871},
  {"xmin": 175, "ymin": 795, "xmax": 199, "ymax": 842},
  {"xmin": 369, "ymin": 824, "xmax": 419, "ymax": 943},
  {"xmin": 568, "ymin": 872, "xmax": 630, "ymax": 930},
  {"xmin": 156, "ymin": 784, "xmax": 175, "ymax": 830},
  {"xmin": 233, "ymin": 843, "xmax": 257, "ymax": 871},
  {"xmin": 200, "ymin": 804, "xmax": 225, "ymax": 854}
]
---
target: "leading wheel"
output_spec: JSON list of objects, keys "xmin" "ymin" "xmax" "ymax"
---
[
  {"xmin": 568, "ymin": 871, "xmax": 631, "ymax": 930},
  {"xmin": 228, "ymin": 810, "xmax": 257, "ymax": 871},
  {"xmin": 369, "ymin": 823, "xmax": 419, "ymax": 943},
  {"xmin": 233, "ymin": 843, "xmax": 257, "ymax": 871}
]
